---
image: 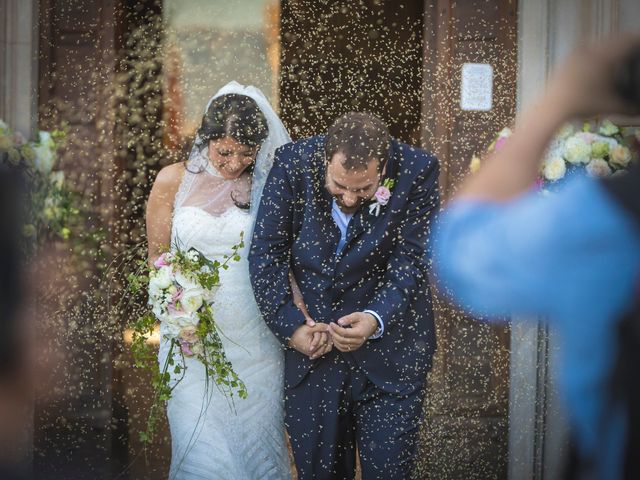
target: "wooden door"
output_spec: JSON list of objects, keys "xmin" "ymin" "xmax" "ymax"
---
[
  {"xmin": 279, "ymin": 0, "xmax": 425, "ymax": 144},
  {"xmin": 417, "ymin": 1, "xmax": 518, "ymax": 479}
]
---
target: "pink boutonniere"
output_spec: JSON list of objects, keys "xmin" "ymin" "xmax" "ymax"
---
[{"xmin": 368, "ymin": 178, "xmax": 395, "ymax": 216}]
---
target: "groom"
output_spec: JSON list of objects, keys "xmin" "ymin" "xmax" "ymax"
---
[{"xmin": 249, "ymin": 112, "xmax": 439, "ymax": 479}]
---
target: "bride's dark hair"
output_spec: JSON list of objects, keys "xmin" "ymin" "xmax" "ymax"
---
[
  {"xmin": 189, "ymin": 93, "xmax": 269, "ymax": 209},
  {"xmin": 198, "ymin": 93, "xmax": 268, "ymax": 149}
]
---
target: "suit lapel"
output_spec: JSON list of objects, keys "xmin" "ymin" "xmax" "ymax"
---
[
  {"xmin": 342, "ymin": 140, "xmax": 399, "ymax": 252},
  {"xmin": 345, "ymin": 207, "xmax": 367, "ymax": 246}
]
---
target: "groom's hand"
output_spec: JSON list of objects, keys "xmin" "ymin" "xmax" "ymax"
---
[
  {"xmin": 329, "ymin": 312, "xmax": 378, "ymax": 352},
  {"xmin": 288, "ymin": 323, "xmax": 332, "ymax": 359}
]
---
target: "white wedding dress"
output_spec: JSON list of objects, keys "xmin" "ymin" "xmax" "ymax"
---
[
  {"xmin": 156, "ymin": 81, "xmax": 292, "ymax": 479},
  {"xmin": 158, "ymin": 188, "xmax": 290, "ymax": 479}
]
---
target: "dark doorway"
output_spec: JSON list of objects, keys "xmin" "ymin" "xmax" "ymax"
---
[{"xmin": 279, "ymin": 0, "xmax": 425, "ymax": 144}]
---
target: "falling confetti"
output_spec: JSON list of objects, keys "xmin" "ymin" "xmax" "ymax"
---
[{"xmin": 21, "ymin": 1, "xmax": 520, "ymax": 478}]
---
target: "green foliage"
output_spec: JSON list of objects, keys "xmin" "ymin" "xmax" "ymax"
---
[{"xmin": 0, "ymin": 119, "xmax": 91, "ymax": 255}]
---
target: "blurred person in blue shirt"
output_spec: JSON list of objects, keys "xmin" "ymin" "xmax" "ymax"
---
[{"xmin": 433, "ymin": 36, "xmax": 640, "ymax": 480}]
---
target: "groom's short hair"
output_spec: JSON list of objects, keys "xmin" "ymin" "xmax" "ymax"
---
[{"xmin": 325, "ymin": 112, "xmax": 390, "ymax": 171}]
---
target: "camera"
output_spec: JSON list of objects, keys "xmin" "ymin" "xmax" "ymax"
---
[{"xmin": 615, "ymin": 47, "xmax": 640, "ymax": 108}]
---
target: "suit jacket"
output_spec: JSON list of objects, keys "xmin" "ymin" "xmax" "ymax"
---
[{"xmin": 249, "ymin": 135, "xmax": 439, "ymax": 394}]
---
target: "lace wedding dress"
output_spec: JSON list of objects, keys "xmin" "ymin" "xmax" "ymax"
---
[
  {"xmin": 159, "ymin": 166, "xmax": 289, "ymax": 480},
  {"xmin": 158, "ymin": 164, "xmax": 290, "ymax": 479}
]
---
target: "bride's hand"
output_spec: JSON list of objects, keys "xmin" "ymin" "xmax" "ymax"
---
[
  {"xmin": 289, "ymin": 271, "xmax": 332, "ymax": 358},
  {"xmin": 289, "ymin": 271, "xmax": 311, "ymax": 316},
  {"xmin": 288, "ymin": 323, "xmax": 331, "ymax": 359},
  {"xmin": 304, "ymin": 309, "xmax": 332, "ymax": 359},
  {"xmin": 309, "ymin": 330, "xmax": 332, "ymax": 360}
]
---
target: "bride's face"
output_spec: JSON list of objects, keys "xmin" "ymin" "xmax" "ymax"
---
[{"xmin": 208, "ymin": 136, "xmax": 258, "ymax": 179}]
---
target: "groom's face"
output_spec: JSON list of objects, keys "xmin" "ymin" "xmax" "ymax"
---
[{"xmin": 325, "ymin": 152, "xmax": 382, "ymax": 214}]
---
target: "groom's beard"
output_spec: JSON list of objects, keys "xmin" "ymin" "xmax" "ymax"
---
[
  {"xmin": 335, "ymin": 200, "xmax": 361, "ymax": 214},
  {"xmin": 329, "ymin": 192, "xmax": 364, "ymax": 214}
]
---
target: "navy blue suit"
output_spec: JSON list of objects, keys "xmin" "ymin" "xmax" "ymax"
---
[{"xmin": 249, "ymin": 135, "xmax": 439, "ymax": 479}]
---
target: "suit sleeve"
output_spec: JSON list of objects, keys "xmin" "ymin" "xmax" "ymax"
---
[
  {"xmin": 248, "ymin": 150, "xmax": 306, "ymax": 344},
  {"xmin": 365, "ymin": 155, "xmax": 440, "ymax": 325}
]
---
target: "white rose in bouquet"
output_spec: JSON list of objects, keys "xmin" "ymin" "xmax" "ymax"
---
[
  {"xmin": 542, "ymin": 156, "xmax": 567, "ymax": 181},
  {"xmin": 181, "ymin": 288, "xmax": 205, "ymax": 313},
  {"xmin": 164, "ymin": 308, "xmax": 199, "ymax": 332},
  {"xmin": 152, "ymin": 265, "xmax": 173, "ymax": 289},
  {"xmin": 609, "ymin": 145, "xmax": 632, "ymax": 169},
  {"xmin": 586, "ymin": 158, "xmax": 612, "ymax": 177},
  {"xmin": 33, "ymin": 131, "xmax": 56, "ymax": 173},
  {"xmin": 175, "ymin": 270, "xmax": 198, "ymax": 290},
  {"xmin": 564, "ymin": 136, "xmax": 591, "ymax": 164}
]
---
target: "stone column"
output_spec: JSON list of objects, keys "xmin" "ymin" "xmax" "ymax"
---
[{"xmin": 0, "ymin": 0, "xmax": 39, "ymax": 137}]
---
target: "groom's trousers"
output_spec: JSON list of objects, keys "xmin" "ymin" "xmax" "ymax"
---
[{"xmin": 285, "ymin": 351, "xmax": 426, "ymax": 480}]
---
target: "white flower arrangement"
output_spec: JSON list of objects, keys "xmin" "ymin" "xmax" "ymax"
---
[
  {"xmin": 469, "ymin": 119, "xmax": 638, "ymax": 187},
  {"xmin": 544, "ymin": 120, "xmax": 637, "ymax": 181},
  {"xmin": 0, "ymin": 118, "xmax": 77, "ymax": 249},
  {"xmin": 542, "ymin": 156, "xmax": 567, "ymax": 182}
]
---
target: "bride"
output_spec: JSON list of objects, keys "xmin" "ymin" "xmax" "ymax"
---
[{"xmin": 146, "ymin": 82, "xmax": 292, "ymax": 479}]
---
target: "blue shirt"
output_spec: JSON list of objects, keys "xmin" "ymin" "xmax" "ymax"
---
[
  {"xmin": 433, "ymin": 175, "xmax": 640, "ymax": 479},
  {"xmin": 332, "ymin": 200, "xmax": 353, "ymax": 256}
]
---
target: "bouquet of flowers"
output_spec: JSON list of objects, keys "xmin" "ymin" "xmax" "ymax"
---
[
  {"xmin": 469, "ymin": 120, "xmax": 639, "ymax": 188},
  {"xmin": 127, "ymin": 238, "xmax": 247, "ymax": 444},
  {"xmin": 541, "ymin": 119, "xmax": 638, "ymax": 183},
  {"xmin": 0, "ymin": 119, "xmax": 78, "ymax": 250}
]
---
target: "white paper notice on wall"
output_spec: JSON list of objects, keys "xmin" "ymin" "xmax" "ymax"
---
[{"xmin": 460, "ymin": 63, "xmax": 493, "ymax": 111}]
